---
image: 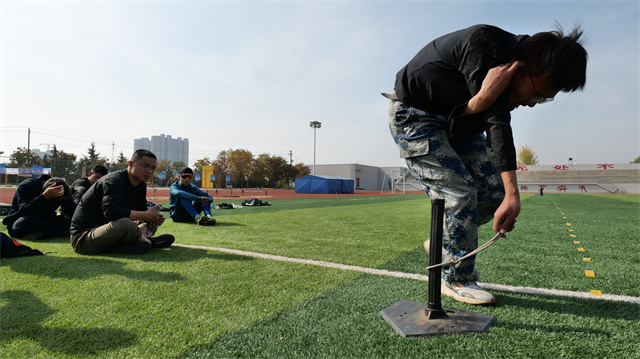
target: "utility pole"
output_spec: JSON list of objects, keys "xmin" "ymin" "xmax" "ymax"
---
[
  {"xmin": 289, "ymin": 150, "xmax": 293, "ymax": 165},
  {"xmin": 28, "ymin": 127, "xmax": 31, "ymax": 151}
]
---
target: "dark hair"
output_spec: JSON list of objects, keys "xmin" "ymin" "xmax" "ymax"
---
[
  {"xmin": 130, "ymin": 149, "xmax": 157, "ymax": 163},
  {"xmin": 91, "ymin": 165, "xmax": 108, "ymax": 176},
  {"xmin": 514, "ymin": 23, "xmax": 587, "ymax": 92},
  {"xmin": 42, "ymin": 177, "xmax": 71, "ymax": 200}
]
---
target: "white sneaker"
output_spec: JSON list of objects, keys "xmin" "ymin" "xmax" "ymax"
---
[{"xmin": 441, "ymin": 281, "xmax": 496, "ymax": 305}]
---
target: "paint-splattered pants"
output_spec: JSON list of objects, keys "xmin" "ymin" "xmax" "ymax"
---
[{"xmin": 388, "ymin": 100, "xmax": 504, "ymax": 282}]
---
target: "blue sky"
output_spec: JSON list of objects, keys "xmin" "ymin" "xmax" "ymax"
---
[{"xmin": 1, "ymin": 0, "xmax": 638, "ymax": 168}]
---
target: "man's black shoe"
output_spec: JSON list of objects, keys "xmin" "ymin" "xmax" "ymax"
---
[
  {"xmin": 108, "ymin": 241, "xmax": 152, "ymax": 254},
  {"xmin": 150, "ymin": 234, "xmax": 175, "ymax": 248}
]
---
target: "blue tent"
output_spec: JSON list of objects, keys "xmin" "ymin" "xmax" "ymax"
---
[{"xmin": 295, "ymin": 175, "xmax": 355, "ymax": 194}]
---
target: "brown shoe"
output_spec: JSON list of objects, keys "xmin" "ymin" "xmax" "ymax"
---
[{"xmin": 198, "ymin": 216, "xmax": 217, "ymax": 226}]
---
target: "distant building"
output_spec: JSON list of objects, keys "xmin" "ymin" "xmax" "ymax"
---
[
  {"xmin": 31, "ymin": 148, "xmax": 52, "ymax": 159},
  {"xmin": 308, "ymin": 163, "xmax": 419, "ymax": 192},
  {"xmin": 133, "ymin": 134, "xmax": 189, "ymax": 165}
]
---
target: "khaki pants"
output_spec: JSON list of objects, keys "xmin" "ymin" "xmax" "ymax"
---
[{"xmin": 71, "ymin": 218, "xmax": 157, "ymax": 255}]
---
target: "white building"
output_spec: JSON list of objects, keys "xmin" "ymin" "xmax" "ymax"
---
[{"xmin": 133, "ymin": 134, "xmax": 189, "ymax": 165}]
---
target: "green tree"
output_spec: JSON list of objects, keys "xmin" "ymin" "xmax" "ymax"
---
[
  {"xmin": 517, "ymin": 145, "xmax": 540, "ymax": 166},
  {"xmin": 265, "ymin": 155, "xmax": 288, "ymax": 188},
  {"xmin": 192, "ymin": 157, "xmax": 212, "ymax": 176},
  {"xmin": 251, "ymin": 154, "xmax": 271, "ymax": 188},
  {"xmin": 9, "ymin": 147, "xmax": 42, "ymax": 168},
  {"xmin": 44, "ymin": 145, "xmax": 77, "ymax": 178},
  {"xmin": 214, "ymin": 150, "xmax": 231, "ymax": 187},
  {"xmin": 111, "ymin": 151, "xmax": 129, "ymax": 171},
  {"xmin": 293, "ymin": 162, "xmax": 311, "ymax": 178},
  {"xmin": 632, "ymin": 156, "xmax": 640, "ymax": 163},
  {"xmin": 171, "ymin": 161, "xmax": 187, "ymax": 177},
  {"xmin": 78, "ymin": 142, "xmax": 109, "ymax": 174},
  {"xmin": 227, "ymin": 149, "xmax": 254, "ymax": 188}
]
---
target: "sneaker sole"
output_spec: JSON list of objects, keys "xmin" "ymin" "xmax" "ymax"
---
[{"xmin": 441, "ymin": 283, "xmax": 496, "ymax": 305}]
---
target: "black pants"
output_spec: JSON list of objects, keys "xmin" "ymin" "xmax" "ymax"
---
[{"xmin": 10, "ymin": 215, "xmax": 71, "ymax": 238}]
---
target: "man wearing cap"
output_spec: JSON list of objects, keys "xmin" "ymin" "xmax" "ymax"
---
[{"xmin": 169, "ymin": 167, "xmax": 216, "ymax": 225}]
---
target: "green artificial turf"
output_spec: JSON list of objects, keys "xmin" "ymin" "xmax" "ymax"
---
[{"xmin": 1, "ymin": 193, "xmax": 639, "ymax": 359}]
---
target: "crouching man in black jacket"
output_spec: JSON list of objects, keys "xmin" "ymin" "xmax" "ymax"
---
[{"xmin": 3, "ymin": 175, "xmax": 75, "ymax": 240}]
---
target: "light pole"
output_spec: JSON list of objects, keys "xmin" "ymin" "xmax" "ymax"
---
[{"xmin": 309, "ymin": 121, "xmax": 321, "ymax": 175}]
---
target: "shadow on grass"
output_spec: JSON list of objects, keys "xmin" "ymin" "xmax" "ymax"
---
[
  {"xmin": 1, "ymin": 290, "xmax": 137, "ymax": 356},
  {"xmin": 4, "ymin": 255, "xmax": 184, "ymax": 282},
  {"xmin": 204, "ymin": 221, "xmax": 246, "ymax": 227},
  {"xmin": 493, "ymin": 290, "xmax": 640, "ymax": 322}
]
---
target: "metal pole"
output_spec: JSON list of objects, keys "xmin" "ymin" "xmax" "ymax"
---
[
  {"xmin": 426, "ymin": 198, "xmax": 448, "ymax": 319},
  {"xmin": 313, "ymin": 127, "xmax": 316, "ymax": 175}
]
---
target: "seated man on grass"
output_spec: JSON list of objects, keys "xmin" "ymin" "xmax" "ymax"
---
[
  {"xmin": 70, "ymin": 149, "xmax": 174, "ymax": 255},
  {"xmin": 70, "ymin": 165, "xmax": 108, "ymax": 204},
  {"xmin": 3, "ymin": 175, "xmax": 76, "ymax": 240},
  {"xmin": 169, "ymin": 167, "xmax": 216, "ymax": 226}
]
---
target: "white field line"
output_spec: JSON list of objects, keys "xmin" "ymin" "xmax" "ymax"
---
[{"xmin": 174, "ymin": 243, "xmax": 640, "ymax": 305}]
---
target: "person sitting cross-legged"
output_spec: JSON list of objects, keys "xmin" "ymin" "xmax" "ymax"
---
[
  {"xmin": 169, "ymin": 167, "xmax": 216, "ymax": 226},
  {"xmin": 70, "ymin": 149, "xmax": 174, "ymax": 255}
]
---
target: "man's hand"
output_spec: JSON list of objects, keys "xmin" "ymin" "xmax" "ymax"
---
[
  {"xmin": 145, "ymin": 204, "xmax": 165, "ymax": 225},
  {"xmin": 200, "ymin": 196, "xmax": 212, "ymax": 203},
  {"xmin": 493, "ymin": 170, "xmax": 521, "ymax": 236},
  {"xmin": 42, "ymin": 183, "xmax": 65, "ymax": 199},
  {"xmin": 493, "ymin": 195, "xmax": 520, "ymax": 237},
  {"xmin": 462, "ymin": 61, "xmax": 521, "ymax": 115}
]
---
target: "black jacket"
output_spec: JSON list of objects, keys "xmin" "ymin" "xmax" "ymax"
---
[
  {"xmin": 70, "ymin": 178, "xmax": 91, "ymax": 204},
  {"xmin": 2, "ymin": 175, "xmax": 76, "ymax": 235},
  {"xmin": 394, "ymin": 24, "xmax": 528, "ymax": 172},
  {"xmin": 70, "ymin": 170, "xmax": 147, "ymax": 235}
]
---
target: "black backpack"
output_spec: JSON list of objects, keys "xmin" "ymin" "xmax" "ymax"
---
[
  {"xmin": 242, "ymin": 198, "xmax": 269, "ymax": 206},
  {"xmin": 0, "ymin": 232, "xmax": 44, "ymax": 258}
]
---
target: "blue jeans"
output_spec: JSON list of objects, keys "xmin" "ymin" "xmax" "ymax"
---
[
  {"xmin": 389, "ymin": 100, "xmax": 504, "ymax": 282},
  {"xmin": 171, "ymin": 198, "xmax": 212, "ymax": 223}
]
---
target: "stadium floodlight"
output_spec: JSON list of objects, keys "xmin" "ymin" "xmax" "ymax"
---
[{"xmin": 310, "ymin": 121, "xmax": 321, "ymax": 175}]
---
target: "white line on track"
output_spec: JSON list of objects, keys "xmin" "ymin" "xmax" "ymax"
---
[{"xmin": 174, "ymin": 243, "xmax": 640, "ymax": 305}]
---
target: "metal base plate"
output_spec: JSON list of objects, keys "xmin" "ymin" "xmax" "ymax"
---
[{"xmin": 380, "ymin": 300, "xmax": 496, "ymax": 337}]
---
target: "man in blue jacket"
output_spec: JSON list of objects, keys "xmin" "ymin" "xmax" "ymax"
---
[{"xmin": 169, "ymin": 167, "xmax": 216, "ymax": 225}]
